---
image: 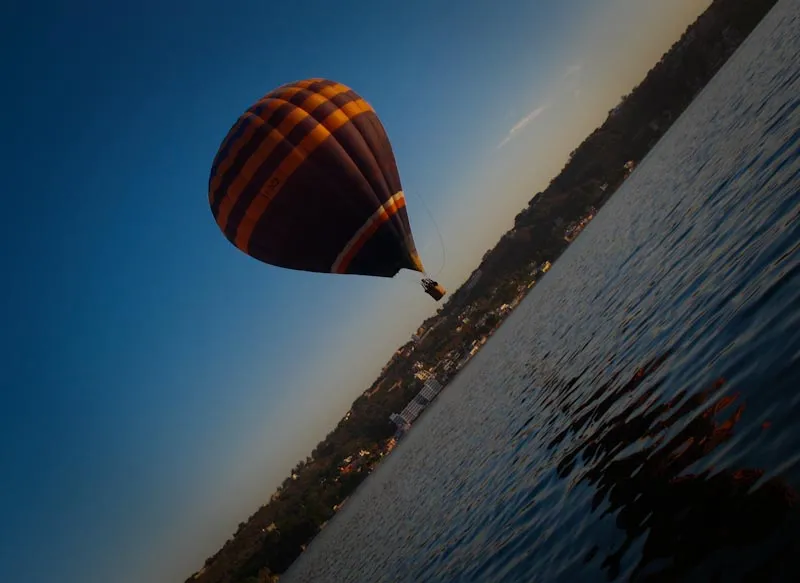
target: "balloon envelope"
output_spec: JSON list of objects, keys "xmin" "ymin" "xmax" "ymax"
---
[{"xmin": 209, "ymin": 78, "xmax": 425, "ymax": 278}]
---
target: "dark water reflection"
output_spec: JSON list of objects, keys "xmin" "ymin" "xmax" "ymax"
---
[{"xmin": 548, "ymin": 354, "xmax": 799, "ymax": 581}]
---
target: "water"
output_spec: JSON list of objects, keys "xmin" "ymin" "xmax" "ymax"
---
[{"xmin": 283, "ymin": 2, "xmax": 800, "ymax": 581}]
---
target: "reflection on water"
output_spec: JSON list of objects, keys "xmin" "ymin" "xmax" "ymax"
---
[{"xmin": 548, "ymin": 353, "xmax": 798, "ymax": 581}]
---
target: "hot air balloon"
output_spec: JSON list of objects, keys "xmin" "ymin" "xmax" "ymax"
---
[{"xmin": 208, "ymin": 78, "xmax": 446, "ymax": 301}]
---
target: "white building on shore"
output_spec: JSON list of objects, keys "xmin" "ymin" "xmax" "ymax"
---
[{"xmin": 390, "ymin": 377, "xmax": 444, "ymax": 428}]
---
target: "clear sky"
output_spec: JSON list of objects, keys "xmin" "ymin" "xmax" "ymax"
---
[{"xmin": 2, "ymin": 1, "xmax": 710, "ymax": 581}]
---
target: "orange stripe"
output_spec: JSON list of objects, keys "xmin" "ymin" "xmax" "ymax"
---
[
  {"xmin": 215, "ymin": 107, "xmax": 309, "ymax": 230},
  {"xmin": 215, "ymin": 85, "xmax": 353, "ymax": 232},
  {"xmin": 332, "ymin": 191, "xmax": 407, "ymax": 274},
  {"xmin": 209, "ymin": 116, "xmax": 261, "ymax": 207},
  {"xmin": 209, "ymin": 88, "xmax": 305, "ymax": 197},
  {"xmin": 209, "ymin": 81, "xmax": 324, "ymax": 202},
  {"xmin": 234, "ymin": 98, "xmax": 374, "ymax": 251},
  {"xmin": 211, "ymin": 81, "xmax": 345, "ymax": 197}
]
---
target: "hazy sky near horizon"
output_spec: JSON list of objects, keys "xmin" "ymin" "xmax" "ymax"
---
[{"xmin": 2, "ymin": 1, "xmax": 711, "ymax": 581}]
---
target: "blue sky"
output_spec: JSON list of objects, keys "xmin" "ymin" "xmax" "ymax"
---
[{"xmin": 2, "ymin": 0, "xmax": 710, "ymax": 581}]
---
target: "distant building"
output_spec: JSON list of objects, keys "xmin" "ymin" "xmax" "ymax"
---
[
  {"xmin": 419, "ymin": 377, "xmax": 443, "ymax": 400},
  {"xmin": 436, "ymin": 358, "xmax": 456, "ymax": 375},
  {"xmin": 390, "ymin": 413, "xmax": 408, "ymax": 428},
  {"xmin": 414, "ymin": 369, "xmax": 433, "ymax": 382},
  {"xmin": 390, "ymin": 377, "xmax": 444, "ymax": 428},
  {"xmin": 382, "ymin": 437, "xmax": 398, "ymax": 455},
  {"xmin": 497, "ymin": 303, "xmax": 512, "ymax": 316},
  {"xmin": 396, "ymin": 399, "xmax": 425, "ymax": 425}
]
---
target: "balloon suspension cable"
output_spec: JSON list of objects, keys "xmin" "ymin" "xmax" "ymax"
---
[{"xmin": 407, "ymin": 190, "xmax": 446, "ymax": 278}]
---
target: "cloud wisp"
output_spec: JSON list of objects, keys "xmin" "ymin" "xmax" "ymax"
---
[
  {"xmin": 497, "ymin": 104, "xmax": 549, "ymax": 149},
  {"xmin": 495, "ymin": 63, "xmax": 582, "ymax": 149}
]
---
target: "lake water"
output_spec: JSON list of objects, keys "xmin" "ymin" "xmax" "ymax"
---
[{"xmin": 283, "ymin": 2, "xmax": 800, "ymax": 581}]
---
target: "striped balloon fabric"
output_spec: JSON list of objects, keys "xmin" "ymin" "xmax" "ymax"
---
[{"xmin": 209, "ymin": 78, "xmax": 425, "ymax": 278}]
